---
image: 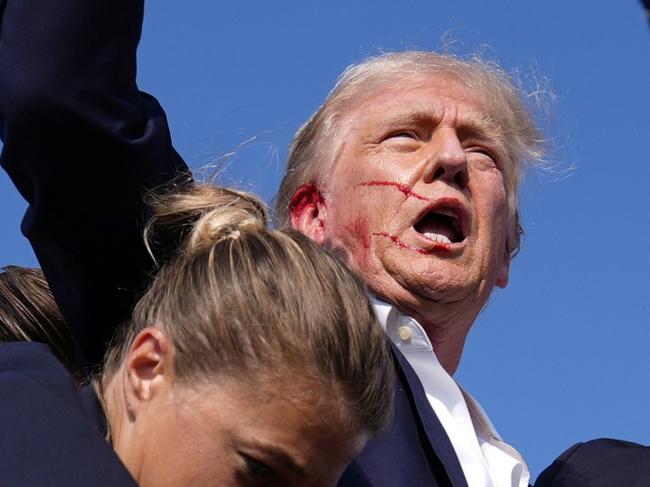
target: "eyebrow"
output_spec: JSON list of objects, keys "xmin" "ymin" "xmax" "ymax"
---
[
  {"xmin": 377, "ymin": 103, "xmax": 440, "ymax": 129},
  {"xmin": 380, "ymin": 102, "xmax": 504, "ymax": 142}
]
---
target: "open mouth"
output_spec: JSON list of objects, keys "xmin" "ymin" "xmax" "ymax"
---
[{"xmin": 413, "ymin": 204, "xmax": 467, "ymax": 245}]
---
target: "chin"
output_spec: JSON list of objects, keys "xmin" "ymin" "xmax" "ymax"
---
[{"xmin": 389, "ymin": 259, "xmax": 480, "ymax": 300}]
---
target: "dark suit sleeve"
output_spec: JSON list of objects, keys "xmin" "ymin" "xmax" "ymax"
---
[
  {"xmin": 535, "ymin": 439, "xmax": 650, "ymax": 487},
  {"xmin": 0, "ymin": 0, "xmax": 190, "ymax": 368}
]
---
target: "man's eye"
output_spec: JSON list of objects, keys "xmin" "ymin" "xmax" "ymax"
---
[
  {"xmin": 242, "ymin": 454, "xmax": 275, "ymax": 480},
  {"xmin": 386, "ymin": 130, "xmax": 418, "ymax": 140},
  {"xmin": 467, "ymin": 147, "xmax": 500, "ymax": 170}
]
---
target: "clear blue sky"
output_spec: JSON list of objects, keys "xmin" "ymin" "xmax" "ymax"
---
[{"xmin": 1, "ymin": 0, "xmax": 649, "ymax": 479}]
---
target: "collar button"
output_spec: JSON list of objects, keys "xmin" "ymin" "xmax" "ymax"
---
[{"xmin": 398, "ymin": 325, "xmax": 412, "ymax": 342}]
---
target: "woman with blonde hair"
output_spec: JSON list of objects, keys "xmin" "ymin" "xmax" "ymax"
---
[
  {"xmin": 0, "ymin": 184, "xmax": 394, "ymax": 486},
  {"xmin": 0, "ymin": 0, "xmax": 393, "ymax": 484}
]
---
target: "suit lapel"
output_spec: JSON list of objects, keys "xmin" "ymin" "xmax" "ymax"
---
[{"xmin": 391, "ymin": 343, "xmax": 469, "ymax": 487}]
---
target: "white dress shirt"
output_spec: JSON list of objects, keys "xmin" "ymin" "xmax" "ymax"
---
[{"xmin": 372, "ymin": 298, "xmax": 529, "ymax": 487}]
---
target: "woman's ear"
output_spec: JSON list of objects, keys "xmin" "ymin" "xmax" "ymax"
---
[{"xmin": 122, "ymin": 326, "xmax": 173, "ymax": 418}]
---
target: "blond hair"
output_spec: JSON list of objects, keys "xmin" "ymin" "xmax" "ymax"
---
[
  {"xmin": 275, "ymin": 51, "xmax": 545, "ymax": 255},
  {"xmin": 104, "ymin": 184, "xmax": 394, "ymax": 435}
]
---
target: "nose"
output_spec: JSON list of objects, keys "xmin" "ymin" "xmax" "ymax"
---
[{"xmin": 422, "ymin": 128, "xmax": 469, "ymax": 189}]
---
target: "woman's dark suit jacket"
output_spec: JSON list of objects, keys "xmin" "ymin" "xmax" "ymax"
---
[{"xmin": 0, "ymin": 341, "xmax": 136, "ymax": 486}]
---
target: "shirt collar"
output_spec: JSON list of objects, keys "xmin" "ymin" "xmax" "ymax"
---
[
  {"xmin": 371, "ymin": 296, "xmax": 501, "ymax": 439},
  {"xmin": 371, "ymin": 296, "xmax": 433, "ymax": 353},
  {"xmin": 370, "ymin": 296, "xmax": 530, "ymax": 486}
]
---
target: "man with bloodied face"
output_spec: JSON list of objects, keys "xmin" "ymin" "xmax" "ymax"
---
[
  {"xmin": 277, "ymin": 52, "xmax": 544, "ymax": 487},
  {"xmin": 0, "ymin": 2, "xmax": 542, "ymax": 480}
]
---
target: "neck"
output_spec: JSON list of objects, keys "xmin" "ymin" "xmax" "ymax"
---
[
  {"xmin": 424, "ymin": 326, "xmax": 468, "ymax": 375},
  {"xmin": 100, "ymin": 375, "xmax": 121, "ymax": 445},
  {"xmin": 101, "ymin": 372, "xmax": 138, "ymax": 479}
]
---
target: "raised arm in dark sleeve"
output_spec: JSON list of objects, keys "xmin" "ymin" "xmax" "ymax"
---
[{"xmin": 0, "ymin": 0, "xmax": 190, "ymax": 368}]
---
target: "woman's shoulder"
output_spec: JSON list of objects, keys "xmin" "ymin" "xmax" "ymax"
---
[
  {"xmin": 0, "ymin": 341, "xmax": 81, "ymax": 417},
  {"xmin": 0, "ymin": 341, "xmax": 137, "ymax": 486},
  {"xmin": 0, "ymin": 341, "xmax": 69, "ymax": 374}
]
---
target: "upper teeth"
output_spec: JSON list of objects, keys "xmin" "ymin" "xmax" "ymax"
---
[{"xmin": 423, "ymin": 232, "xmax": 452, "ymax": 245}]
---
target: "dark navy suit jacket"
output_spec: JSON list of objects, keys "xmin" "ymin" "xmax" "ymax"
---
[
  {"xmin": 0, "ymin": 342, "xmax": 137, "ymax": 486},
  {"xmin": 534, "ymin": 439, "xmax": 650, "ymax": 487},
  {"xmin": 0, "ymin": 0, "xmax": 468, "ymax": 485}
]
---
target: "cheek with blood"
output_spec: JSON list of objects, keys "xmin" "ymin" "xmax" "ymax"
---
[
  {"xmin": 329, "ymin": 215, "xmax": 372, "ymax": 273},
  {"xmin": 359, "ymin": 181, "xmax": 429, "ymax": 202},
  {"xmin": 357, "ymin": 181, "xmax": 451, "ymax": 254},
  {"xmin": 372, "ymin": 232, "xmax": 451, "ymax": 254},
  {"xmin": 346, "ymin": 216, "xmax": 371, "ymax": 250}
]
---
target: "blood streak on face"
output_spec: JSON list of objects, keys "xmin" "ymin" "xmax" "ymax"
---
[
  {"xmin": 348, "ymin": 216, "xmax": 371, "ymax": 250},
  {"xmin": 359, "ymin": 181, "xmax": 429, "ymax": 201},
  {"xmin": 361, "ymin": 180, "xmax": 454, "ymax": 253},
  {"xmin": 372, "ymin": 232, "xmax": 451, "ymax": 254}
]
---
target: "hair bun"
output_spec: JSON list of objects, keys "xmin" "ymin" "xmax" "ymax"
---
[{"xmin": 146, "ymin": 184, "xmax": 269, "ymax": 260}]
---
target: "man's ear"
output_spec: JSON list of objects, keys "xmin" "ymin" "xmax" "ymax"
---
[
  {"xmin": 289, "ymin": 184, "xmax": 328, "ymax": 245},
  {"xmin": 122, "ymin": 326, "xmax": 172, "ymax": 418},
  {"xmin": 496, "ymin": 246, "xmax": 510, "ymax": 289}
]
